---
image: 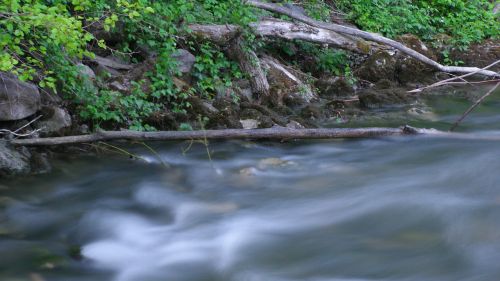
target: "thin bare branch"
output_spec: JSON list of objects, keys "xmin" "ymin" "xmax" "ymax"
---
[
  {"xmin": 449, "ymin": 82, "xmax": 500, "ymax": 131},
  {"xmin": 409, "ymin": 60, "xmax": 500, "ymax": 93}
]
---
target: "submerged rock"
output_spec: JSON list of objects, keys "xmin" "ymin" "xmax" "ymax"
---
[
  {"xmin": 0, "ymin": 141, "xmax": 30, "ymax": 177},
  {"xmin": 358, "ymin": 88, "xmax": 416, "ymax": 109},
  {"xmin": 257, "ymin": 157, "xmax": 297, "ymax": 169},
  {"xmin": 0, "ymin": 72, "xmax": 41, "ymax": 121}
]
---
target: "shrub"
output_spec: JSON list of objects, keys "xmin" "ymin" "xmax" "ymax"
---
[{"xmin": 336, "ymin": 0, "xmax": 499, "ymax": 47}]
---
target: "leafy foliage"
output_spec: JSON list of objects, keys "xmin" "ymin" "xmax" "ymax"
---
[
  {"xmin": 1, "ymin": 0, "xmax": 498, "ymax": 131},
  {"xmin": 336, "ymin": 0, "xmax": 499, "ymax": 47},
  {"xmin": 0, "ymin": 0, "xmax": 258, "ymax": 130}
]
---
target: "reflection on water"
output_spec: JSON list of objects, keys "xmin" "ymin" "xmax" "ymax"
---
[{"xmin": 2, "ymin": 93, "xmax": 500, "ymax": 281}]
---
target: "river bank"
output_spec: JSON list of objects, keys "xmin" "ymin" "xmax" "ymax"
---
[
  {"xmin": 1, "ymin": 8, "xmax": 499, "ymax": 177},
  {"xmin": 1, "ymin": 37, "xmax": 499, "ymax": 177}
]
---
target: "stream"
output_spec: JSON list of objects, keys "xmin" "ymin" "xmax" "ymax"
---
[{"xmin": 2, "ymin": 90, "xmax": 500, "ymax": 281}]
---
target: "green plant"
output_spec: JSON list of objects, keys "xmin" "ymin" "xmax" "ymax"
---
[
  {"xmin": 336, "ymin": 0, "xmax": 499, "ymax": 47},
  {"xmin": 303, "ymin": 0, "xmax": 331, "ymax": 21},
  {"xmin": 441, "ymin": 50, "xmax": 464, "ymax": 66},
  {"xmin": 74, "ymin": 80, "xmax": 160, "ymax": 131},
  {"xmin": 316, "ymin": 48, "xmax": 349, "ymax": 75},
  {"xmin": 192, "ymin": 42, "xmax": 243, "ymax": 98}
]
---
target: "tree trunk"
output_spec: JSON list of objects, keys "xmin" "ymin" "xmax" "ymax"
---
[
  {"xmin": 247, "ymin": 0, "xmax": 500, "ymax": 78},
  {"xmin": 189, "ymin": 19, "xmax": 370, "ymax": 54},
  {"xmin": 227, "ymin": 35, "xmax": 270, "ymax": 98},
  {"xmin": 11, "ymin": 127, "xmax": 420, "ymax": 146}
]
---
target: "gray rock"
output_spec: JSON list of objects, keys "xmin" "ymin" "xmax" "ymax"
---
[
  {"xmin": 77, "ymin": 63, "xmax": 96, "ymax": 80},
  {"xmin": 0, "ymin": 141, "xmax": 30, "ymax": 177},
  {"xmin": 356, "ymin": 50, "xmax": 398, "ymax": 83},
  {"xmin": 92, "ymin": 55, "xmax": 133, "ymax": 70},
  {"xmin": 233, "ymin": 80, "xmax": 254, "ymax": 102},
  {"xmin": 37, "ymin": 106, "xmax": 72, "ymax": 136},
  {"xmin": 239, "ymin": 108, "xmax": 273, "ymax": 128},
  {"xmin": 29, "ymin": 151, "xmax": 52, "ymax": 175},
  {"xmin": 240, "ymin": 119, "xmax": 260, "ymax": 129},
  {"xmin": 171, "ymin": 49, "xmax": 196, "ymax": 74},
  {"xmin": 109, "ymin": 81, "xmax": 129, "ymax": 93},
  {"xmin": 261, "ymin": 55, "xmax": 318, "ymax": 107},
  {"xmin": 0, "ymin": 72, "xmax": 41, "ymax": 121},
  {"xmin": 316, "ymin": 77, "xmax": 356, "ymax": 98},
  {"xmin": 286, "ymin": 120, "xmax": 305, "ymax": 129}
]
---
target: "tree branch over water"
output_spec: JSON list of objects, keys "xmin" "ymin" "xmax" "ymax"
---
[
  {"xmin": 11, "ymin": 127, "xmax": 419, "ymax": 146},
  {"xmin": 12, "ymin": 126, "xmax": 500, "ymax": 147},
  {"xmin": 246, "ymin": 0, "xmax": 500, "ymax": 78}
]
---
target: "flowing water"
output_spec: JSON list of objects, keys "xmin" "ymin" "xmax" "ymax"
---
[{"xmin": 2, "ymin": 91, "xmax": 500, "ymax": 281}]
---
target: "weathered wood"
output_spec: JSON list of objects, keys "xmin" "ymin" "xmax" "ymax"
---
[
  {"xmin": 189, "ymin": 19, "xmax": 367, "ymax": 54},
  {"xmin": 11, "ymin": 127, "xmax": 420, "ymax": 146},
  {"xmin": 227, "ymin": 35, "xmax": 270, "ymax": 97},
  {"xmin": 408, "ymin": 60, "xmax": 500, "ymax": 93},
  {"xmin": 247, "ymin": 0, "xmax": 500, "ymax": 78},
  {"xmin": 450, "ymin": 82, "xmax": 500, "ymax": 131}
]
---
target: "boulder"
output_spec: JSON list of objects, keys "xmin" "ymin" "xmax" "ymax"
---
[
  {"xmin": 187, "ymin": 96, "xmax": 219, "ymax": 120},
  {"xmin": 0, "ymin": 72, "xmax": 41, "ymax": 121},
  {"xmin": 316, "ymin": 77, "xmax": 356, "ymax": 98},
  {"xmin": 90, "ymin": 55, "xmax": 132, "ymax": 79},
  {"xmin": 356, "ymin": 50, "xmax": 397, "ymax": 83},
  {"xmin": 240, "ymin": 108, "xmax": 273, "ymax": 128},
  {"xmin": 77, "ymin": 63, "xmax": 96, "ymax": 80},
  {"xmin": 261, "ymin": 56, "xmax": 317, "ymax": 107},
  {"xmin": 36, "ymin": 106, "xmax": 72, "ymax": 136},
  {"xmin": 171, "ymin": 49, "xmax": 196, "ymax": 74},
  {"xmin": 395, "ymin": 34, "xmax": 437, "ymax": 84},
  {"xmin": 108, "ymin": 81, "xmax": 130, "ymax": 93},
  {"xmin": 0, "ymin": 141, "xmax": 30, "ymax": 177}
]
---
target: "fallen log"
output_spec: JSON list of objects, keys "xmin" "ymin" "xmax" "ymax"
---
[
  {"xmin": 246, "ymin": 0, "xmax": 500, "ymax": 78},
  {"xmin": 188, "ymin": 19, "xmax": 368, "ymax": 54},
  {"xmin": 11, "ymin": 126, "xmax": 420, "ymax": 146},
  {"xmin": 10, "ymin": 126, "xmax": 500, "ymax": 146}
]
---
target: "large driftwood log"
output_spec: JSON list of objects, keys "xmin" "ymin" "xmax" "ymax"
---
[
  {"xmin": 11, "ymin": 127, "xmax": 421, "ymax": 146},
  {"xmin": 246, "ymin": 0, "xmax": 500, "ymax": 78},
  {"xmin": 11, "ymin": 126, "xmax": 500, "ymax": 146},
  {"xmin": 189, "ymin": 19, "xmax": 368, "ymax": 54}
]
